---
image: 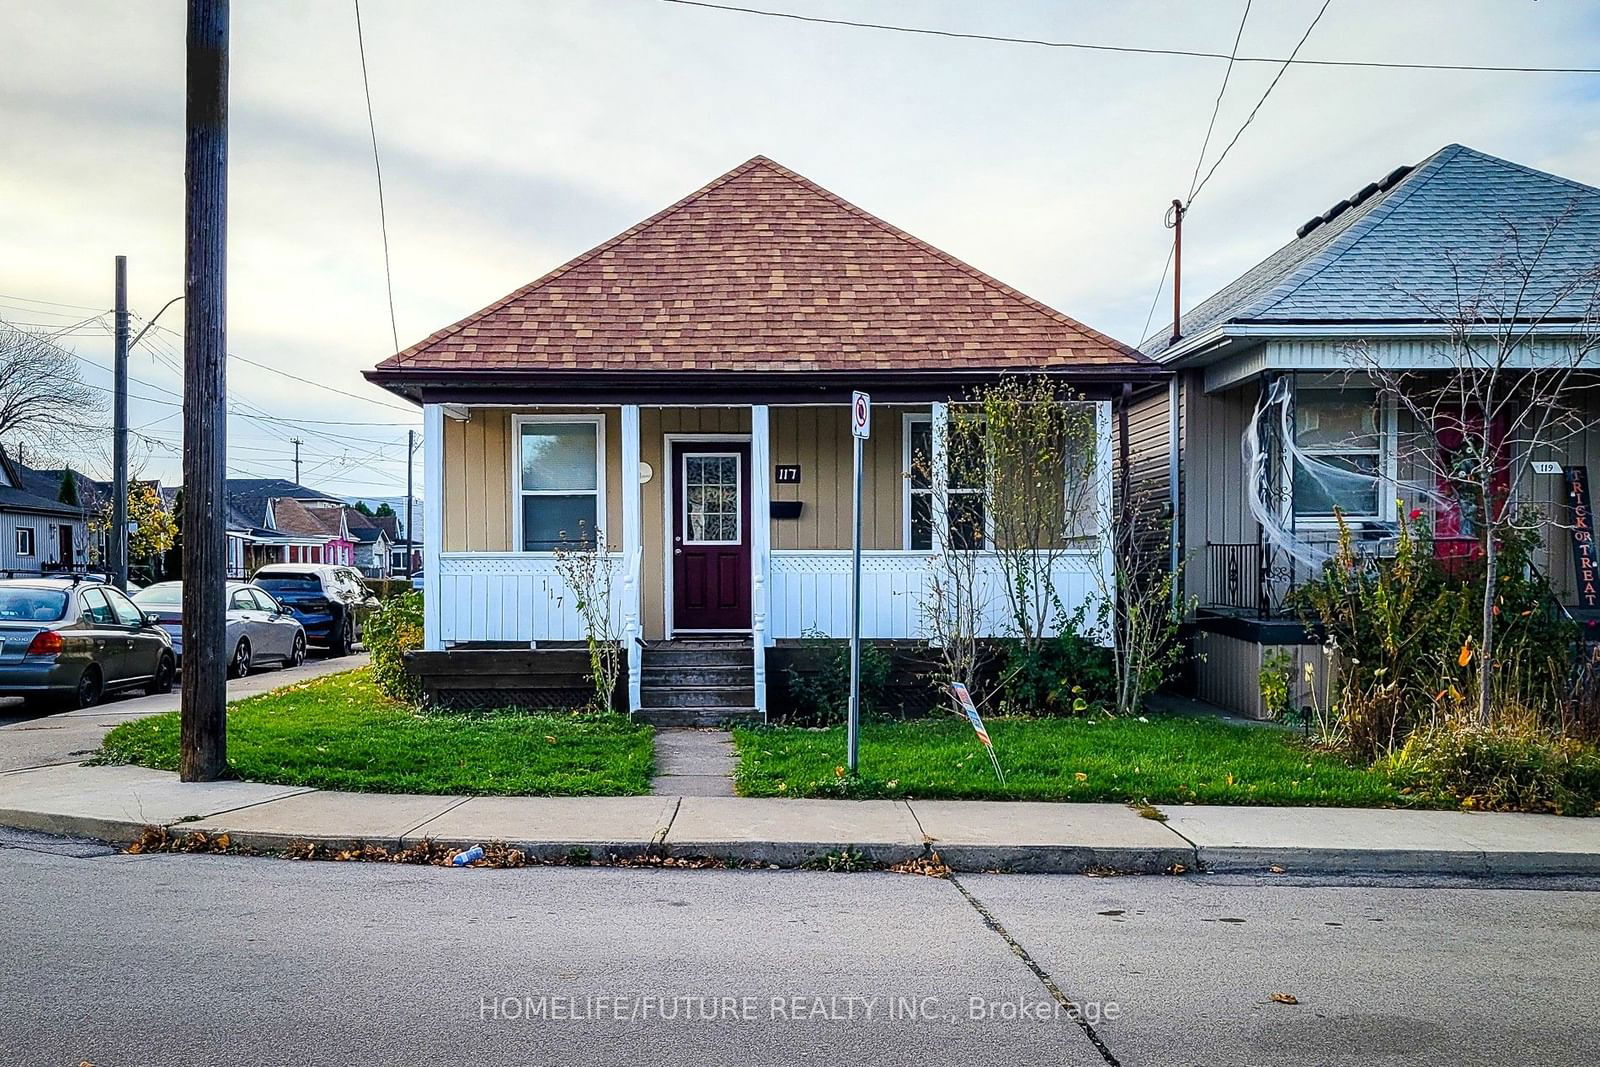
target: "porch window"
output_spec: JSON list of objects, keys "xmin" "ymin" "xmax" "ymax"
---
[
  {"xmin": 905, "ymin": 415, "xmax": 986, "ymax": 550},
  {"xmin": 516, "ymin": 416, "xmax": 603, "ymax": 550},
  {"xmin": 1291, "ymin": 388, "xmax": 1388, "ymax": 520}
]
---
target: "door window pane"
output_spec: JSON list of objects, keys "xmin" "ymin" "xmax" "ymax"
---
[
  {"xmin": 104, "ymin": 588, "xmax": 146, "ymax": 627},
  {"xmin": 80, "ymin": 588, "xmax": 115, "ymax": 626},
  {"xmin": 684, "ymin": 454, "xmax": 740, "ymax": 543}
]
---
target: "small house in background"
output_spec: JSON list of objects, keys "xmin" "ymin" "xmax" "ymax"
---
[
  {"xmin": 367, "ymin": 156, "xmax": 1161, "ymax": 718},
  {"xmin": 0, "ymin": 447, "xmax": 88, "ymax": 573},
  {"xmin": 347, "ymin": 509, "xmax": 395, "ymax": 577},
  {"xmin": 1132, "ymin": 144, "xmax": 1600, "ymax": 718}
]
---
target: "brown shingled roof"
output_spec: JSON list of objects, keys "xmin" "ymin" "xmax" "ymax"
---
[
  {"xmin": 270, "ymin": 498, "xmax": 343, "ymax": 539},
  {"xmin": 372, "ymin": 157, "xmax": 1145, "ymax": 376}
]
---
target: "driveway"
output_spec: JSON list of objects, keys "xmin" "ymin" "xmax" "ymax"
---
[{"xmin": 0, "ymin": 652, "xmax": 370, "ymax": 774}]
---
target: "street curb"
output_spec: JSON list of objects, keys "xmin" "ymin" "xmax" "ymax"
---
[
  {"xmin": 4, "ymin": 809, "xmax": 1597, "ymax": 878},
  {"xmin": 1197, "ymin": 845, "xmax": 1600, "ymax": 877}
]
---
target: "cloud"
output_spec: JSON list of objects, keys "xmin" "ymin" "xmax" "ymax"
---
[{"xmin": 2, "ymin": 0, "xmax": 1599, "ymax": 494}]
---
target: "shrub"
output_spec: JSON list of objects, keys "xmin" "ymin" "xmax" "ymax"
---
[
  {"xmin": 781, "ymin": 629, "xmax": 892, "ymax": 726},
  {"xmin": 364, "ymin": 590, "xmax": 424, "ymax": 703},
  {"xmin": 1380, "ymin": 723, "xmax": 1600, "ymax": 816},
  {"xmin": 1295, "ymin": 512, "xmax": 1578, "ymax": 757},
  {"xmin": 997, "ymin": 606, "xmax": 1116, "ymax": 716}
]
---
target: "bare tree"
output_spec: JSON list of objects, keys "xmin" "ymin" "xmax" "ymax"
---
[
  {"xmin": 1345, "ymin": 211, "xmax": 1600, "ymax": 724},
  {"xmin": 0, "ymin": 323, "xmax": 101, "ymax": 451},
  {"xmin": 954, "ymin": 377, "xmax": 1100, "ymax": 659}
]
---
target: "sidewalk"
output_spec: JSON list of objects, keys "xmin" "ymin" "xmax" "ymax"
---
[{"xmin": 3, "ymin": 758, "xmax": 1598, "ymax": 876}]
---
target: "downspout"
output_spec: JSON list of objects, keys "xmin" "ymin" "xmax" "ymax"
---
[
  {"xmin": 1168, "ymin": 374, "xmax": 1181, "ymax": 609},
  {"xmin": 1117, "ymin": 383, "xmax": 1132, "ymax": 531}
]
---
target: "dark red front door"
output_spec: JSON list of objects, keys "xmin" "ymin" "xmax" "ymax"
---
[{"xmin": 672, "ymin": 442, "xmax": 751, "ymax": 631}]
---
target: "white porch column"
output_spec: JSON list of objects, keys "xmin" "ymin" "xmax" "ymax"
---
[
  {"xmin": 931, "ymin": 400, "xmax": 950, "ymax": 550},
  {"xmin": 422, "ymin": 402, "xmax": 445, "ymax": 651},
  {"xmin": 620, "ymin": 404, "xmax": 643, "ymax": 714},
  {"xmin": 750, "ymin": 404, "xmax": 772, "ymax": 718},
  {"xmin": 1096, "ymin": 398, "xmax": 1115, "ymax": 639}
]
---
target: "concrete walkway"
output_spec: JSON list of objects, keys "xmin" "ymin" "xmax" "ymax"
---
[
  {"xmin": 3, "ymin": 757, "xmax": 1599, "ymax": 875},
  {"xmin": 0, "ymin": 653, "xmax": 371, "ymax": 774},
  {"xmin": 650, "ymin": 728, "xmax": 737, "ymax": 796}
]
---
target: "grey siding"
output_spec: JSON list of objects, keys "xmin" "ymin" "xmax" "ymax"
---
[{"xmin": 0, "ymin": 511, "xmax": 85, "ymax": 572}]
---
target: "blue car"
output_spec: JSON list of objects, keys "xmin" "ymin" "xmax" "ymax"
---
[{"xmin": 251, "ymin": 564, "xmax": 377, "ymax": 656}]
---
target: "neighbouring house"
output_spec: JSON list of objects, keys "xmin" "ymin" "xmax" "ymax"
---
[
  {"xmin": 366, "ymin": 156, "xmax": 1160, "ymax": 717},
  {"xmin": 223, "ymin": 478, "xmax": 348, "ymax": 573},
  {"xmin": 0, "ymin": 448, "xmax": 90, "ymax": 573},
  {"xmin": 1132, "ymin": 144, "xmax": 1600, "ymax": 718}
]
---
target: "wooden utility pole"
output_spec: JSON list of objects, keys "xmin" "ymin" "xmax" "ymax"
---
[
  {"xmin": 111, "ymin": 255, "xmax": 129, "ymax": 589},
  {"xmin": 179, "ymin": 0, "xmax": 230, "ymax": 782},
  {"xmin": 290, "ymin": 436, "xmax": 302, "ymax": 484}
]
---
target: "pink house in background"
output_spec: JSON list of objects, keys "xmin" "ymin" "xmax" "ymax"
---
[{"xmin": 265, "ymin": 497, "xmax": 356, "ymax": 566}]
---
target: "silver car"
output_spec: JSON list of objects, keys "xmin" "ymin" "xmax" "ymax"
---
[
  {"xmin": 0, "ymin": 580, "xmax": 175, "ymax": 709},
  {"xmin": 134, "ymin": 581, "xmax": 307, "ymax": 678}
]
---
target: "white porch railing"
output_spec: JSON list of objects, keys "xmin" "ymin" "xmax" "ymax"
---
[
  {"xmin": 768, "ymin": 549, "xmax": 1107, "ymax": 641},
  {"xmin": 437, "ymin": 552, "xmax": 624, "ymax": 645}
]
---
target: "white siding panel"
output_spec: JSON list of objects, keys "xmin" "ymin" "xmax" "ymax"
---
[{"xmin": 438, "ymin": 553, "xmax": 624, "ymax": 645}]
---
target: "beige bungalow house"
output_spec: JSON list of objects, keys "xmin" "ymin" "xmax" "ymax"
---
[{"xmin": 366, "ymin": 156, "xmax": 1160, "ymax": 720}]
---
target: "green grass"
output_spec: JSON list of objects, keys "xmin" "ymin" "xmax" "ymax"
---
[
  {"xmin": 97, "ymin": 669, "xmax": 655, "ymax": 796},
  {"xmin": 733, "ymin": 715, "xmax": 1408, "ymax": 807}
]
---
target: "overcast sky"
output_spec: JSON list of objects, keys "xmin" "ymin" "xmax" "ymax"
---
[{"xmin": 3, "ymin": 0, "xmax": 1599, "ymax": 499}]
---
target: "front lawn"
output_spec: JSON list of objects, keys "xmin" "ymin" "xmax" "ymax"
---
[
  {"xmin": 733, "ymin": 716, "xmax": 1406, "ymax": 807},
  {"xmin": 98, "ymin": 669, "xmax": 655, "ymax": 796}
]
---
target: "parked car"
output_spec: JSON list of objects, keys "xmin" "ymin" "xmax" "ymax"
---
[
  {"xmin": 133, "ymin": 581, "xmax": 307, "ymax": 678},
  {"xmin": 0, "ymin": 579, "xmax": 175, "ymax": 709},
  {"xmin": 251, "ymin": 564, "xmax": 377, "ymax": 656}
]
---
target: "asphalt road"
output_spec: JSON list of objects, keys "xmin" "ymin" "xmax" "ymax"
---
[
  {"xmin": 2, "ymin": 833, "xmax": 1596, "ymax": 1066},
  {"xmin": 0, "ymin": 652, "xmax": 370, "ymax": 773}
]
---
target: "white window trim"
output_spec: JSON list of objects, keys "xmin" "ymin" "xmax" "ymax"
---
[
  {"xmin": 16, "ymin": 526, "xmax": 35, "ymax": 558},
  {"xmin": 1286, "ymin": 385, "xmax": 1399, "ymax": 527},
  {"xmin": 902, "ymin": 412, "xmax": 990, "ymax": 551},
  {"xmin": 679, "ymin": 450, "xmax": 743, "ymax": 546},
  {"xmin": 510, "ymin": 413, "xmax": 607, "ymax": 555}
]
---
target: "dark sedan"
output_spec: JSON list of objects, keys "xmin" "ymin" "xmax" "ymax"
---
[{"xmin": 0, "ymin": 580, "xmax": 175, "ymax": 709}]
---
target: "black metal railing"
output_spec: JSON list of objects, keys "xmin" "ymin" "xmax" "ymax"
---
[
  {"xmin": 1205, "ymin": 529, "xmax": 1399, "ymax": 617},
  {"xmin": 1206, "ymin": 542, "xmax": 1264, "ymax": 613}
]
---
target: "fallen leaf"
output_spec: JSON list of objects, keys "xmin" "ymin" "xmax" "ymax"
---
[
  {"xmin": 1074, "ymin": 772, "xmax": 1088, "ymax": 782},
  {"xmin": 1458, "ymin": 641, "xmax": 1473, "ymax": 667},
  {"xmin": 1268, "ymin": 865, "xmax": 1286, "ymax": 874},
  {"xmin": 545, "ymin": 735, "xmax": 557, "ymax": 744},
  {"xmin": 1271, "ymin": 993, "xmax": 1300, "ymax": 1005}
]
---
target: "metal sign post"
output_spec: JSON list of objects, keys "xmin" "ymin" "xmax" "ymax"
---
[{"xmin": 848, "ymin": 391, "xmax": 870, "ymax": 773}]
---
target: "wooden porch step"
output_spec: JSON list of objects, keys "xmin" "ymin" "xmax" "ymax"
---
[
  {"xmin": 633, "ymin": 707, "xmax": 760, "ymax": 728},
  {"xmin": 640, "ymin": 647, "xmax": 753, "ymax": 668},
  {"xmin": 639, "ymin": 685, "xmax": 757, "ymax": 709},
  {"xmin": 642, "ymin": 665, "xmax": 754, "ymax": 688}
]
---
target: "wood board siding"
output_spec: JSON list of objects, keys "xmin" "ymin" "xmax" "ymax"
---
[
  {"xmin": 441, "ymin": 407, "xmax": 622, "ymax": 553},
  {"xmin": 770, "ymin": 405, "xmax": 905, "ymax": 553}
]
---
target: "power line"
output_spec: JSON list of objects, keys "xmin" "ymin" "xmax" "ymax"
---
[
  {"xmin": 1187, "ymin": 0, "xmax": 1252, "ymax": 203},
  {"xmin": 354, "ymin": 0, "xmax": 401, "ymax": 355},
  {"xmin": 1189, "ymin": 0, "xmax": 1334, "ymax": 208},
  {"xmin": 656, "ymin": 0, "xmax": 1600, "ymax": 75},
  {"xmin": 136, "ymin": 318, "xmax": 419, "ymax": 413}
]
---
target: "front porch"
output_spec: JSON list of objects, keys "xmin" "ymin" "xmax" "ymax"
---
[{"xmin": 419, "ymin": 400, "xmax": 1114, "ymax": 718}]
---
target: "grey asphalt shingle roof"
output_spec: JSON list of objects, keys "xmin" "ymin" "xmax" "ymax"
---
[{"xmin": 1143, "ymin": 144, "xmax": 1600, "ymax": 358}]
